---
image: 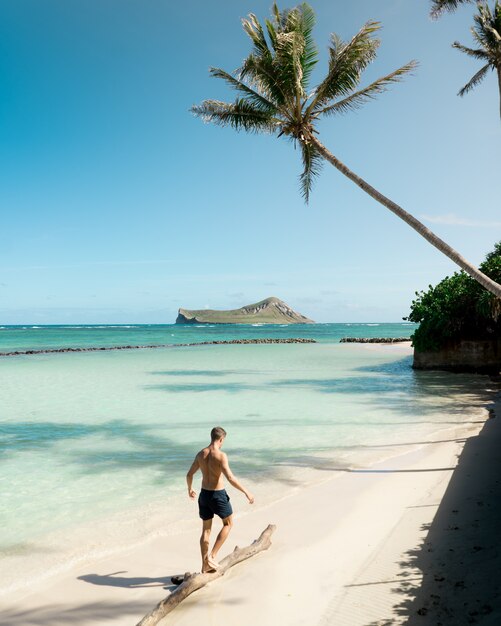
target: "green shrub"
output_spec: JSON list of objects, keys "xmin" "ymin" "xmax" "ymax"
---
[{"xmin": 406, "ymin": 242, "xmax": 501, "ymax": 352}]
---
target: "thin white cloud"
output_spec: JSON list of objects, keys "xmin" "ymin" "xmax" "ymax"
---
[
  {"xmin": 2, "ymin": 259, "xmax": 177, "ymax": 272},
  {"xmin": 421, "ymin": 213, "xmax": 501, "ymax": 228}
]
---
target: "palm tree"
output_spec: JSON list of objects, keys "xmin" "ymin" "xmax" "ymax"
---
[
  {"xmin": 192, "ymin": 3, "xmax": 501, "ymax": 298},
  {"xmin": 430, "ymin": 0, "xmax": 474, "ymax": 19},
  {"xmin": 453, "ymin": 1, "xmax": 501, "ymax": 117}
]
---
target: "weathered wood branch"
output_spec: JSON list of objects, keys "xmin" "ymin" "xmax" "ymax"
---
[{"xmin": 136, "ymin": 524, "xmax": 276, "ymax": 626}]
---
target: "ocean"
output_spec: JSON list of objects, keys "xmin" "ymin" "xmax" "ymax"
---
[
  {"xmin": 0, "ymin": 321, "xmax": 413, "ymax": 353},
  {"xmin": 0, "ymin": 323, "xmax": 491, "ymax": 595}
]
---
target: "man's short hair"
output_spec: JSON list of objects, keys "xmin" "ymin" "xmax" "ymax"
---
[{"xmin": 211, "ymin": 426, "xmax": 227, "ymax": 442}]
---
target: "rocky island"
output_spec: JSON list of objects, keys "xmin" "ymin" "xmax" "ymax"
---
[{"xmin": 176, "ymin": 296, "xmax": 314, "ymax": 325}]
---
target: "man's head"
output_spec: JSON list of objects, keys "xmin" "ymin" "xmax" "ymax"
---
[{"xmin": 210, "ymin": 426, "xmax": 226, "ymax": 447}]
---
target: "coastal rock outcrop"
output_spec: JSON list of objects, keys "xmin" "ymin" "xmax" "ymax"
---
[
  {"xmin": 413, "ymin": 339, "xmax": 501, "ymax": 374},
  {"xmin": 176, "ymin": 297, "xmax": 314, "ymax": 325},
  {"xmin": 340, "ymin": 337, "xmax": 411, "ymax": 344}
]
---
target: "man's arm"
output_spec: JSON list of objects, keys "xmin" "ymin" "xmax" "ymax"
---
[
  {"xmin": 186, "ymin": 455, "xmax": 200, "ymax": 499},
  {"xmin": 221, "ymin": 453, "xmax": 254, "ymax": 504}
]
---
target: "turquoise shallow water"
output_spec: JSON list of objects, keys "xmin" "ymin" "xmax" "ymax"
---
[{"xmin": 0, "ymin": 324, "xmax": 491, "ymax": 594}]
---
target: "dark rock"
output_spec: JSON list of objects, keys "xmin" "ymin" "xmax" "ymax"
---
[
  {"xmin": 413, "ymin": 339, "xmax": 501, "ymax": 374},
  {"xmin": 0, "ymin": 338, "xmax": 317, "ymax": 358},
  {"xmin": 339, "ymin": 337, "xmax": 410, "ymax": 344}
]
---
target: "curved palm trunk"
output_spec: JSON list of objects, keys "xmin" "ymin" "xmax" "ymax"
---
[
  {"xmin": 307, "ymin": 134, "xmax": 501, "ymax": 298},
  {"xmin": 498, "ymin": 67, "xmax": 501, "ymax": 119}
]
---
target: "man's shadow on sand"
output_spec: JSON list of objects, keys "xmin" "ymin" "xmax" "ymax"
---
[{"xmin": 78, "ymin": 571, "xmax": 177, "ymax": 591}]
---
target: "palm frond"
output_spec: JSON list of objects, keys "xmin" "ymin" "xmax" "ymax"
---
[
  {"xmin": 297, "ymin": 3, "xmax": 318, "ymax": 89},
  {"xmin": 458, "ymin": 63, "xmax": 491, "ymax": 96},
  {"xmin": 239, "ymin": 10, "xmax": 290, "ymax": 107},
  {"xmin": 452, "ymin": 42, "xmax": 489, "ymax": 61},
  {"xmin": 209, "ymin": 67, "xmax": 278, "ymax": 113},
  {"xmin": 273, "ymin": 25, "xmax": 306, "ymax": 103},
  {"xmin": 487, "ymin": 22, "xmax": 501, "ymax": 43},
  {"xmin": 242, "ymin": 13, "xmax": 272, "ymax": 59},
  {"xmin": 299, "ymin": 140, "xmax": 323, "ymax": 203},
  {"xmin": 271, "ymin": 2, "xmax": 291, "ymax": 31},
  {"xmin": 270, "ymin": 4, "xmax": 317, "ymax": 104},
  {"xmin": 471, "ymin": 2, "xmax": 501, "ymax": 55},
  {"xmin": 265, "ymin": 18, "xmax": 278, "ymax": 52},
  {"xmin": 496, "ymin": 0, "xmax": 501, "ymax": 25},
  {"xmin": 271, "ymin": 3, "xmax": 318, "ymax": 92},
  {"xmin": 472, "ymin": 22, "xmax": 497, "ymax": 55},
  {"xmin": 452, "ymin": 2, "xmax": 501, "ymax": 104},
  {"xmin": 191, "ymin": 99, "xmax": 279, "ymax": 133},
  {"xmin": 315, "ymin": 60, "xmax": 417, "ymax": 117},
  {"xmin": 239, "ymin": 53, "xmax": 288, "ymax": 108},
  {"xmin": 430, "ymin": 0, "xmax": 473, "ymax": 20},
  {"xmin": 306, "ymin": 21, "xmax": 381, "ymax": 115}
]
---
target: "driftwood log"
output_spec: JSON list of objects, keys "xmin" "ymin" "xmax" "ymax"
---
[{"xmin": 136, "ymin": 524, "xmax": 276, "ymax": 626}]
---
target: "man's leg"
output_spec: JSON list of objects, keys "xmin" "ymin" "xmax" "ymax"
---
[
  {"xmin": 200, "ymin": 518, "xmax": 212, "ymax": 572},
  {"xmin": 210, "ymin": 515, "xmax": 233, "ymax": 562}
]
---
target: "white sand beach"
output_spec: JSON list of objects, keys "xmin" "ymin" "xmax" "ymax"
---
[{"xmin": 1, "ymin": 383, "xmax": 499, "ymax": 626}]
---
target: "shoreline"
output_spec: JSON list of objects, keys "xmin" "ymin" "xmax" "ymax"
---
[{"xmin": 0, "ymin": 403, "xmax": 492, "ymax": 626}]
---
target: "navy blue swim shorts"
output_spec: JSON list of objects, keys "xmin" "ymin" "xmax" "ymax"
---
[{"xmin": 198, "ymin": 488, "xmax": 233, "ymax": 520}]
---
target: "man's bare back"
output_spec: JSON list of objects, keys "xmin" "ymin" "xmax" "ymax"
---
[
  {"xmin": 186, "ymin": 426, "xmax": 254, "ymax": 573},
  {"xmin": 188, "ymin": 443, "xmax": 254, "ymax": 503},
  {"xmin": 197, "ymin": 446, "xmax": 226, "ymax": 490}
]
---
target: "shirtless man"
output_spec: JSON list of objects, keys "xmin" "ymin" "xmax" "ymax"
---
[{"xmin": 186, "ymin": 426, "xmax": 254, "ymax": 573}]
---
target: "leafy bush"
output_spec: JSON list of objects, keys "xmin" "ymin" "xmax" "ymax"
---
[{"xmin": 406, "ymin": 242, "xmax": 501, "ymax": 351}]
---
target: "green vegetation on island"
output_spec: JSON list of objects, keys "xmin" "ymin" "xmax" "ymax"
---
[
  {"xmin": 406, "ymin": 242, "xmax": 501, "ymax": 352},
  {"xmin": 176, "ymin": 297, "xmax": 314, "ymax": 325}
]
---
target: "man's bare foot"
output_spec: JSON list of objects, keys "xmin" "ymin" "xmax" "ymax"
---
[
  {"xmin": 207, "ymin": 555, "xmax": 220, "ymax": 571},
  {"xmin": 201, "ymin": 557, "xmax": 218, "ymax": 573}
]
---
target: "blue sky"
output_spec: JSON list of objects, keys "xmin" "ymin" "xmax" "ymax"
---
[{"xmin": 0, "ymin": 0, "xmax": 499, "ymax": 324}]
